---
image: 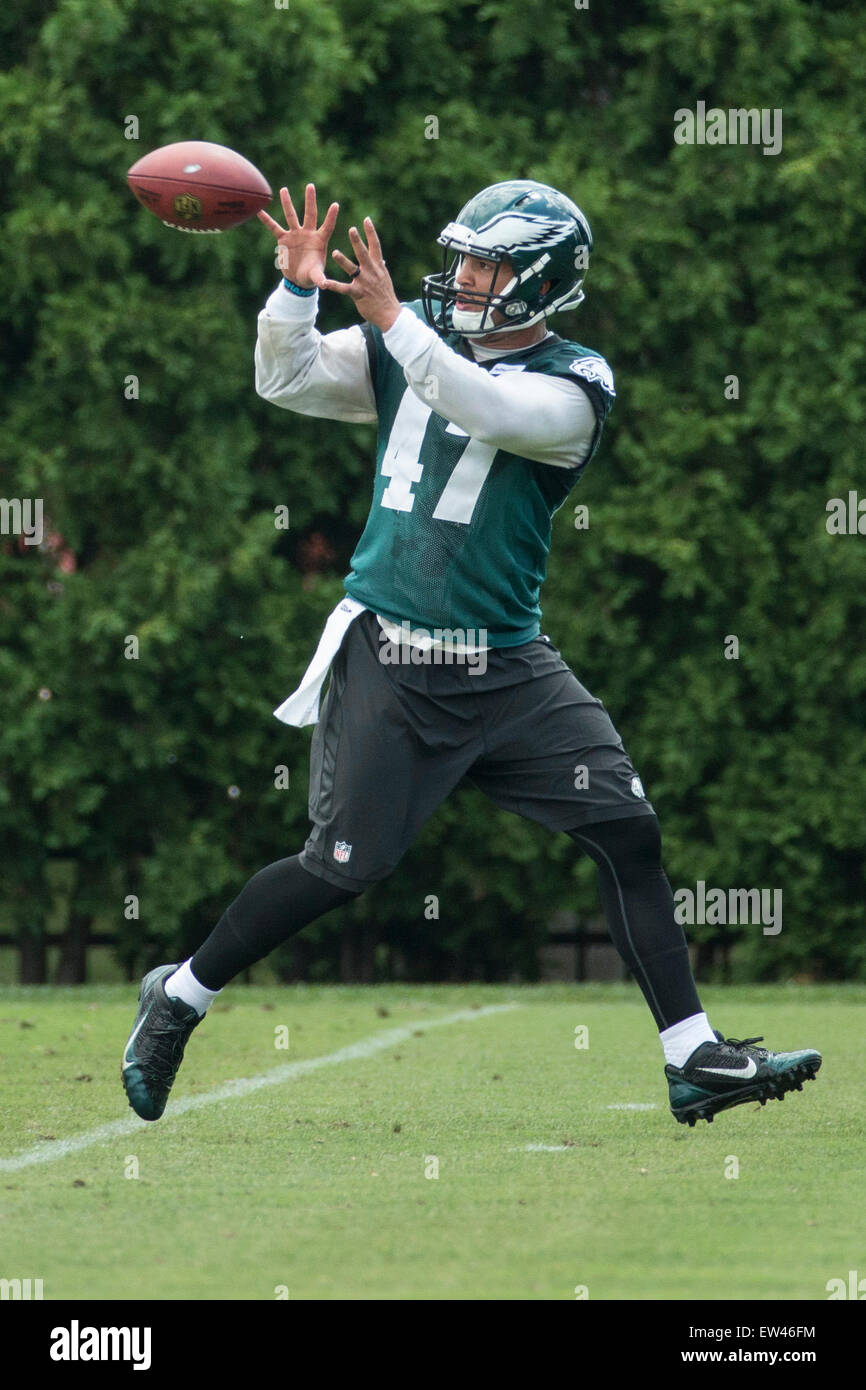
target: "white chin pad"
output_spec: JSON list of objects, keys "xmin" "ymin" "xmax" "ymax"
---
[{"xmin": 451, "ymin": 305, "xmax": 489, "ymax": 333}]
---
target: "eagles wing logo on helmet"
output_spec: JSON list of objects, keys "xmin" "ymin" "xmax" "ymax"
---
[
  {"xmin": 450, "ymin": 212, "xmax": 575, "ymax": 255},
  {"xmin": 569, "ymin": 356, "xmax": 616, "ymax": 396}
]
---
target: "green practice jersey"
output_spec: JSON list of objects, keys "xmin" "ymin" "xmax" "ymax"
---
[{"xmin": 343, "ymin": 301, "xmax": 614, "ymax": 646}]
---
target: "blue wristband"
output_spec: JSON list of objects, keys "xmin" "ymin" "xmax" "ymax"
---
[{"xmin": 282, "ymin": 277, "xmax": 315, "ymax": 297}]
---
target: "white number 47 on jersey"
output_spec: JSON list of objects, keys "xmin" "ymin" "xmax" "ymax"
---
[{"xmin": 380, "ymin": 390, "xmax": 497, "ymax": 525}]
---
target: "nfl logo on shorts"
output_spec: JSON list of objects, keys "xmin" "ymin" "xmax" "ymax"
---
[{"xmin": 333, "ymin": 840, "xmax": 352, "ymax": 864}]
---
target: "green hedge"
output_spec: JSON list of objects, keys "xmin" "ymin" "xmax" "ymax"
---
[{"xmin": 1, "ymin": 0, "xmax": 863, "ymax": 981}]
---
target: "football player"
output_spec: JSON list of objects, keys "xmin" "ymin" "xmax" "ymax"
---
[{"xmin": 122, "ymin": 180, "xmax": 821, "ymax": 1127}]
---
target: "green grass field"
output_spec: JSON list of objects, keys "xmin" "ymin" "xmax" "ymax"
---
[{"xmin": 0, "ymin": 983, "xmax": 861, "ymax": 1301}]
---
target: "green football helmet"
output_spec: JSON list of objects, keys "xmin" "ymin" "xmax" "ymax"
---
[{"xmin": 420, "ymin": 179, "xmax": 593, "ymax": 338}]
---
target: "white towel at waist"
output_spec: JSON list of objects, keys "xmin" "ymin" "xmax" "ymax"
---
[
  {"xmin": 273, "ymin": 595, "xmax": 368, "ymax": 727},
  {"xmin": 273, "ymin": 597, "xmax": 486, "ymax": 727}
]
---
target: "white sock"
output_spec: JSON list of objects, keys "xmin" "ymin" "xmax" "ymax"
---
[
  {"xmin": 164, "ymin": 958, "xmax": 221, "ymax": 1017},
  {"xmin": 660, "ymin": 1011, "xmax": 716, "ymax": 1068}
]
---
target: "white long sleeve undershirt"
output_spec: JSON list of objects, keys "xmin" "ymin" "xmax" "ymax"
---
[
  {"xmin": 254, "ymin": 283, "xmax": 377, "ymax": 423},
  {"xmin": 254, "ymin": 284, "xmax": 597, "ymax": 468}
]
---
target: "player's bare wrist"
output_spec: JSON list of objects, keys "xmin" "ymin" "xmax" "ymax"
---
[{"xmin": 373, "ymin": 303, "xmax": 401, "ymax": 332}]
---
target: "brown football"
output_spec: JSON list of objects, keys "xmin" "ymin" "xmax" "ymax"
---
[{"xmin": 127, "ymin": 140, "xmax": 272, "ymax": 233}]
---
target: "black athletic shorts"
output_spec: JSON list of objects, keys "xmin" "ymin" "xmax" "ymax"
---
[{"xmin": 299, "ymin": 608, "xmax": 655, "ymax": 891}]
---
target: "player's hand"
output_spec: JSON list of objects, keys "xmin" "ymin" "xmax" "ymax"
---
[
  {"xmin": 316, "ymin": 218, "xmax": 402, "ymax": 332},
  {"xmin": 257, "ymin": 183, "xmax": 339, "ymax": 289}
]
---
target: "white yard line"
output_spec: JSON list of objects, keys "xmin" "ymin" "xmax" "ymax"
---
[
  {"xmin": 0, "ymin": 1004, "xmax": 517, "ymax": 1173},
  {"xmin": 523, "ymin": 1101, "xmax": 659, "ymax": 1150}
]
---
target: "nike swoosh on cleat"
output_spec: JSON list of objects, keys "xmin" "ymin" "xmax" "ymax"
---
[
  {"xmin": 122, "ymin": 1006, "xmax": 152, "ymax": 1071},
  {"xmin": 697, "ymin": 1058, "xmax": 758, "ymax": 1080}
]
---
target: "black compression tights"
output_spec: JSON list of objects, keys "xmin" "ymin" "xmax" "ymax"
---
[
  {"xmin": 191, "ymin": 856, "xmax": 360, "ymax": 991},
  {"xmin": 192, "ymin": 817, "xmax": 702, "ymax": 1030},
  {"xmin": 566, "ymin": 814, "xmax": 702, "ymax": 1030}
]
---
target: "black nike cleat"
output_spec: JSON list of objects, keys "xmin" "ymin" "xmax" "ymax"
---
[
  {"xmin": 121, "ymin": 964, "xmax": 203, "ymax": 1121},
  {"xmin": 666, "ymin": 1031, "xmax": 822, "ymax": 1126}
]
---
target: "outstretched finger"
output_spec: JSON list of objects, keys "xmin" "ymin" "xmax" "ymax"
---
[
  {"xmin": 363, "ymin": 216, "xmax": 384, "ymax": 261},
  {"xmin": 280, "ymin": 186, "xmax": 301, "ymax": 230},
  {"xmin": 257, "ymin": 209, "xmax": 284, "ymax": 237},
  {"xmin": 348, "ymin": 224, "xmax": 373, "ymax": 266},
  {"xmin": 303, "ymin": 182, "xmax": 318, "ymax": 229},
  {"xmin": 331, "ymin": 248, "xmax": 358, "ymax": 274},
  {"xmin": 320, "ymin": 200, "xmax": 340, "ymax": 239}
]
